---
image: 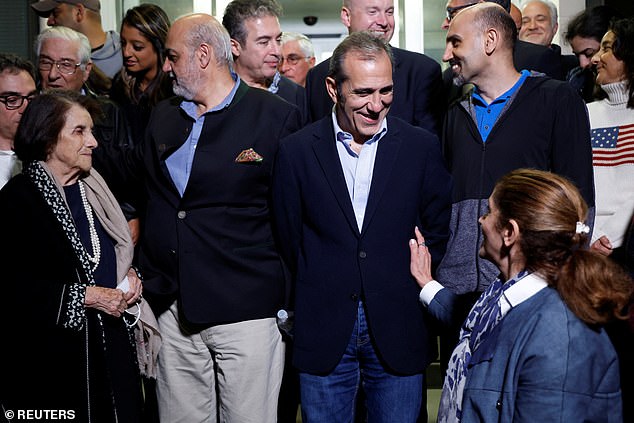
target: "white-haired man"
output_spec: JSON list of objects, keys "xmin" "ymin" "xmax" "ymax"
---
[
  {"xmin": 31, "ymin": 0, "xmax": 122, "ymax": 78},
  {"xmin": 279, "ymin": 32, "xmax": 315, "ymax": 87}
]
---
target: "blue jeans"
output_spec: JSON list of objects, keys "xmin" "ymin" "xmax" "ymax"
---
[{"xmin": 300, "ymin": 301, "xmax": 423, "ymax": 423}]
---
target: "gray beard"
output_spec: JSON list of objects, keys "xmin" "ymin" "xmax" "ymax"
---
[
  {"xmin": 172, "ymin": 81, "xmax": 196, "ymax": 100},
  {"xmin": 452, "ymin": 73, "xmax": 466, "ymax": 87}
]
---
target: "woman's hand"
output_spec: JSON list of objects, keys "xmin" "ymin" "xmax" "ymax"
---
[
  {"xmin": 409, "ymin": 226, "xmax": 433, "ymax": 288},
  {"xmin": 124, "ymin": 267, "xmax": 143, "ymax": 305},
  {"xmin": 85, "ymin": 286, "xmax": 128, "ymax": 317}
]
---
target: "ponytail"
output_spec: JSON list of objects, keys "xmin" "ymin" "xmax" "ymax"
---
[{"xmin": 554, "ymin": 249, "xmax": 632, "ymax": 325}]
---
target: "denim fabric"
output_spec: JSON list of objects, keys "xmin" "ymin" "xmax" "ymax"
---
[{"xmin": 300, "ymin": 302, "xmax": 423, "ymax": 423}]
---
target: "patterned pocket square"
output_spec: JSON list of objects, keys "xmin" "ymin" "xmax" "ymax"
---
[{"xmin": 235, "ymin": 148, "xmax": 263, "ymax": 163}]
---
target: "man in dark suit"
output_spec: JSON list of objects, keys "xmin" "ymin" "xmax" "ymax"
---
[
  {"xmin": 222, "ymin": 0, "xmax": 308, "ymax": 124},
  {"xmin": 305, "ymin": 0, "xmax": 444, "ymax": 135},
  {"xmin": 272, "ymin": 32, "xmax": 452, "ymax": 422},
  {"xmin": 95, "ymin": 13, "xmax": 302, "ymax": 422}
]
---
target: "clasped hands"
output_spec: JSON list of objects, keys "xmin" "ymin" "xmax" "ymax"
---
[{"xmin": 84, "ymin": 267, "xmax": 143, "ymax": 317}]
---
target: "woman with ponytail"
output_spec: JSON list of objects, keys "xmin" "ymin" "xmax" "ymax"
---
[{"xmin": 410, "ymin": 168, "xmax": 632, "ymax": 422}]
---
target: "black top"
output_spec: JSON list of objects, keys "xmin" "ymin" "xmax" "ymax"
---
[{"xmin": 64, "ymin": 182, "xmax": 117, "ymax": 288}]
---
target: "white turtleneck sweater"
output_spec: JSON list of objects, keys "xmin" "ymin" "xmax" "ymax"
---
[{"xmin": 587, "ymin": 80, "xmax": 634, "ymax": 248}]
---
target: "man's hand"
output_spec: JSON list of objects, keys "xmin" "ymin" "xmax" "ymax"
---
[{"xmin": 590, "ymin": 235, "xmax": 613, "ymax": 256}]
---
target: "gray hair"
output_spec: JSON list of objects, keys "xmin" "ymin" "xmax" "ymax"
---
[
  {"xmin": 222, "ymin": 0, "xmax": 282, "ymax": 46},
  {"xmin": 328, "ymin": 31, "xmax": 393, "ymax": 91},
  {"xmin": 35, "ymin": 27, "xmax": 91, "ymax": 67},
  {"xmin": 522, "ymin": 0, "xmax": 558, "ymax": 28},
  {"xmin": 281, "ymin": 32, "xmax": 314, "ymax": 58},
  {"xmin": 183, "ymin": 15, "xmax": 234, "ymax": 68}
]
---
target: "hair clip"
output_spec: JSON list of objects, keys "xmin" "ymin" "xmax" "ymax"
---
[{"xmin": 575, "ymin": 221, "xmax": 590, "ymax": 234}]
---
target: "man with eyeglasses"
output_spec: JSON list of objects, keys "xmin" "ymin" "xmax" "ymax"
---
[
  {"xmin": 223, "ymin": 0, "xmax": 308, "ymax": 124},
  {"xmin": 31, "ymin": 0, "xmax": 122, "ymax": 79},
  {"xmin": 305, "ymin": 0, "xmax": 443, "ymax": 135},
  {"xmin": 0, "ymin": 54, "xmax": 36, "ymax": 189},
  {"xmin": 279, "ymin": 32, "xmax": 316, "ymax": 87},
  {"xmin": 35, "ymin": 26, "xmax": 138, "ymax": 241}
]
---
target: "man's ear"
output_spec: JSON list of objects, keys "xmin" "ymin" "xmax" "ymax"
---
[
  {"xmin": 198, "ymin": 43, "xmax": 212, "ymax": 68},
  {"xmin": 325, "ymin": 76, "xmax": 338, "ymax": 105},
  {"xmin": 230, "ymin": 38, "xmax": 241, "ymax": 58},
  {"xmin": 82, "ymin": 62, "xmax": 92, "ymax": 83},
  {"xmin": 503, "ymin": 219, "xmax": 520, "ymax": 248},
  {"xmin": 484, "ymin": 27, "xmax": 499, "ymax": 56},
  {"xmin": 74, "ymin": 4, "xmax": 85, "ymax": 23},
  {"xmin": 341, "ymin": 6, "xmax": 352, "ymax": 30}
]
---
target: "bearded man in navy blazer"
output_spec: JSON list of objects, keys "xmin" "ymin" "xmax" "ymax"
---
[
  {"xmin": 305, "ymin": 0, "xmax": 444, "ymax": 135},
  {"xmin": 272, "ymin": 32, "xmax": 452, "ymax": 422}
]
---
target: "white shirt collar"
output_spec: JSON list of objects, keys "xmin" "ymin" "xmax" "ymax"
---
[{"xmin": 500, "ymin": 272, "xmax": 549, "ymax": 314}]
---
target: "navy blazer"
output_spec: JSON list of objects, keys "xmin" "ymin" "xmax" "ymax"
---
[
  {"xmin": 275, "ymin": 75, "xmax": 308, "ymax": 126},
  {"xmin": 272, "ymin": 115, "xmax": 452, "ymax": 374},
  {"xmin": 428, "ymin": 287, "xmax": 622, "ymax": 422},
  {"xmin": 94, "ymin": 82, "xmax": 303, "ymax": 324},
  {"xmin": 305, "ymin": 47, "xmax": 444, "ymax": 136}
]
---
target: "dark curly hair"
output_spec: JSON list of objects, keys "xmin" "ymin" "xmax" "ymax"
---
[{"xmin": 609, "ymin": 17, "xmax": 634, "ymax": 108}]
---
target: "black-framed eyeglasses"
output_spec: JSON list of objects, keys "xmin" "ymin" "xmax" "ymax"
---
[
  {"xmin": 0, "ymin": 94, "xmax": 36, "ymax": 110},
  {"xmin": 446, "ymin": 2, "xmax": 479, "ymax": 21},
  {"xmin": 279, "ymin": 55, "xmax": 311, "ymax": 66},
  {"xmin": 38, "ymin": 58, "xmax": 82, "ymax": 75}
]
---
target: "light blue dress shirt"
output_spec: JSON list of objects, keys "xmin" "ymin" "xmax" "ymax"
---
[
  {"xmin": 331, "ymin": 112, "xmax": 388, "ymax": 231},
  {"xmin": 166, "ymin": 74, "xmax": 241, "ymax": 197}
]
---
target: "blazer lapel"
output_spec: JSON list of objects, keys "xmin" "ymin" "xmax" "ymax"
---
[
  {"xmin": 361, "ymin": 120, "xmax": 402, "ymax": 234},
  {"xmin": 311, "ymin": 118, "xmax": 360, "ymax": 235}
]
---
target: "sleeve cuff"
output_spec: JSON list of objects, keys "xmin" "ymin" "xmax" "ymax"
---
[{"xmin": 418, "ymin": 280, "xmax": 444, "ymax": 306}]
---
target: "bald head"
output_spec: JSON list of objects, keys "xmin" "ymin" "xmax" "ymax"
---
[
  {"xmin": 463, "ymin": 3, "xmax": 517, "ymax": 51},
  {"xmin": 171, "ymin": 14, "xmax": 233, "ymax": 68}
]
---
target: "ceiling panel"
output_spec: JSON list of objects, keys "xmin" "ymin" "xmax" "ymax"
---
[{"xmin": 278, "ymin": 0, "xmax": 341, "ymax": 22}]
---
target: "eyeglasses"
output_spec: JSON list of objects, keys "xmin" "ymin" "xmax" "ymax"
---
[
  {"xmin": 0, "ymin": 94, "xmax": 35, "ymax": 110},
  {"xmin": 446, "ymin": 2, "xmax": 479, "ymax": 22},
  {"xmin": 38, "ymin": 58, "xmax": 82, "ymax": 75},
  {"xmin": 279, "ymin": 55, "xmax": 311, "ymax": 66}
]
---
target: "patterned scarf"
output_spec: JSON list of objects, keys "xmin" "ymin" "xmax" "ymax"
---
[{"xmin": 438, "ymin": 269, "xmax": 530, "ymax": 423}]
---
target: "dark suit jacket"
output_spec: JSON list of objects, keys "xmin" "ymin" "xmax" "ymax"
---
[
  {"xmin": 305, "ymin": 47, "xmax": 444, "ymax": 135},
  {"xmin": 96, "ymin": 81, "xmax": 303, "ymax": 324},
  {"xmin": 275, "ymin": 74, "xmax": 308, "ymax": 126},
  {"xmin": 272, "ymin": 115, "xmax": 452, "ymax": 374},
  {"xmin": 514, "ymin": 39, "xmax": 564, "ymax": 79}
]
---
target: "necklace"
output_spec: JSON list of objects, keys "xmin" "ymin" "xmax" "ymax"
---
[{"xmin": 78, "ymin": 181, "xmax": 101, "ymax": 271}]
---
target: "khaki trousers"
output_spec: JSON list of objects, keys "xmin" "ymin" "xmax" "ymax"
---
[{"xmin": 156, "ymin": 301, "xmax": 284, "ymax": 422}]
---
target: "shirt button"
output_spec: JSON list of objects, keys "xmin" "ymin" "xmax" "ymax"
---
[
  {"xmin": 484, "ymin": 125, "xmax": 489, "ymax": 130},
  {"xmin": 496, "ymin": 399, "xmax": 502, "ymax": 409},
  {"xmin": 487, "ymin": 109, "xmax": 491, "ymax": 113},
  {"xmin": 359, "ymin": 251, "xmax": 367, "ymax": 258},
  {"xmin": 177, "ymin": 211, "xmax": 186, "ymax": 219},
  {"xmin": 170, "ymin": 249, "xmax": 176, "ymax": 255}
]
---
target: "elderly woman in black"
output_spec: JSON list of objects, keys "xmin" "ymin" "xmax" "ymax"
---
[{"xmin": 0, "ymin": 91, "xmax": 143, "ymax": 421}]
